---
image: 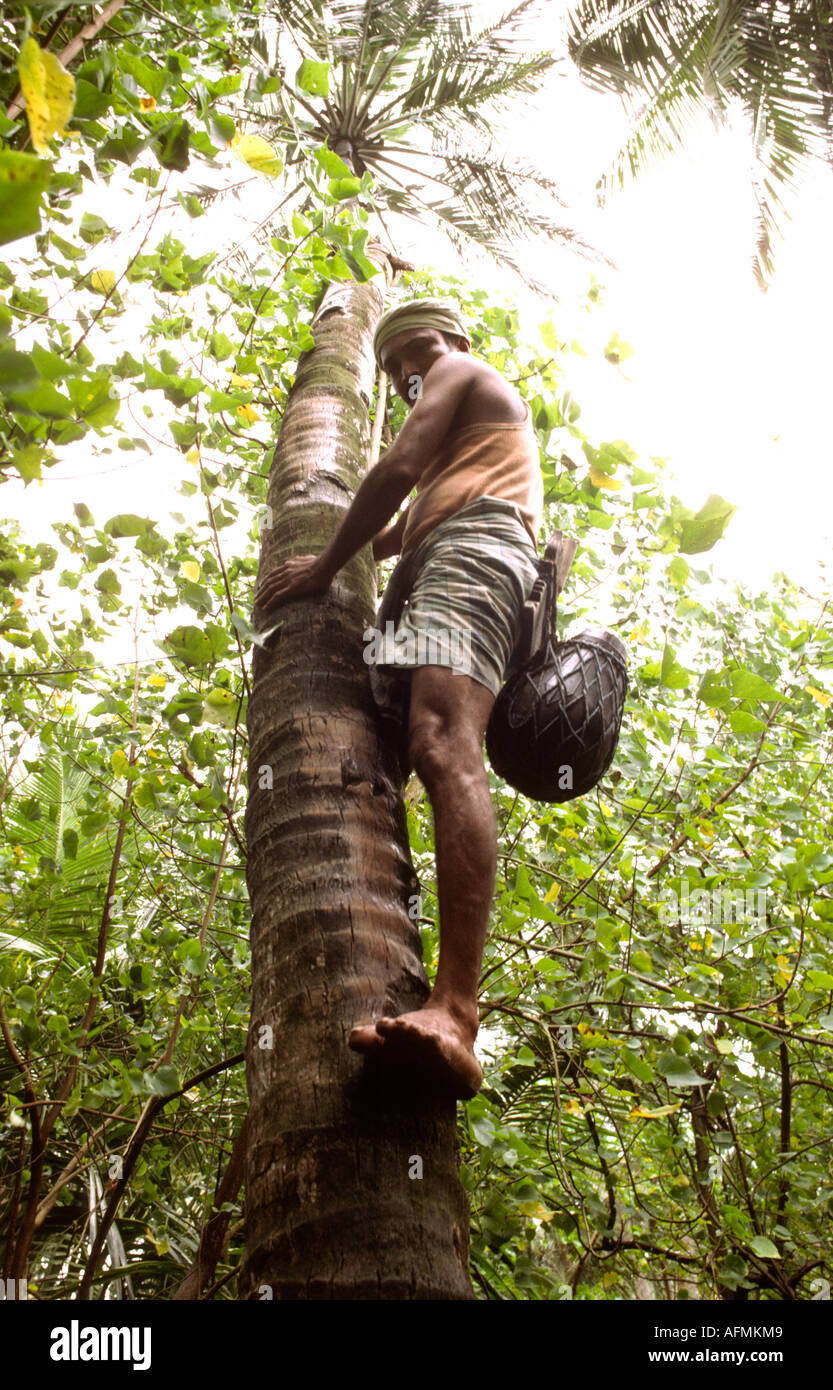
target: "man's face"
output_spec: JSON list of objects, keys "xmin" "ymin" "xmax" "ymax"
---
[{"xmin": 380, "ymin": 327, "xmax": 455, "ymax": 408}]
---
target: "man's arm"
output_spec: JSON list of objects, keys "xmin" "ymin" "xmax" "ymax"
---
[
  {"xmin": 254, "ymin": 353, "xmax": 474, "ymax": 612},
  {"xmin": 372, "ymin": 507, "xmax": 409, "ymax": 561}
]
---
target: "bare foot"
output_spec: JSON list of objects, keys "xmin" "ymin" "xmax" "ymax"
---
[{"xmin": 349, "ymin": 1005, "xmax": 483, "ymax": 1099}]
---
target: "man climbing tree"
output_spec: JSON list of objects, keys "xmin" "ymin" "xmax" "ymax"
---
[{"xmin": 255, "ymin": 297, "xmax": 544, "ymax": 1099}]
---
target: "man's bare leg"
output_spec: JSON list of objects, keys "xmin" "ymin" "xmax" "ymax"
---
[{"xmin": 349, "ymin": 664, "xmax": 496, "ymax": 1097}]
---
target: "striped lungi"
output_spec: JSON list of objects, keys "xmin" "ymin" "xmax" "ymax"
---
[{"xmin": 365, "ymin": 494, "xmax": 541, "ymax": 734}]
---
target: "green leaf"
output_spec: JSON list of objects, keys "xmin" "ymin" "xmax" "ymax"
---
[
  {"xmin": 657, "ymin": 1052, "xmax": 707, "ymax": 1087},
  {"xmin": 203, "ymin": 687, "xmax": 237, "ymax": 727},
  {"xmin": 678, "ymin": 495, "xmax": 737, "ymax": 554},
  {"xmin": 144, "ymin": 1065, "xmax": 180, "ymax": 1097},
  {"xmin": 296, "ymin": 60, "xmax": 330, "ymax": 96},
  {"xmin": 72, "ymin": 78, "xmax": 111, "ymax": 121},
  {"xmin": 661, "ymin": 644, "xmax": 690, "ymax": 689},
  {"xmin": 728, "ymin": 668, "xmax": 781, "ymax": 702},
  {"xmin": 0, "ymin": 349, "xmax": 39, "ymax": 396},
  {"xmin": 328, "ymin": 177, "xmax": 362, "ymax": 200},
  {"xmin": 341, "ymin": 246, "xmax": 378, "ymax": 281},
  {"xmin": 79, "ymin": 212, "xmax": 112, "ymax": 245},
  {"xmin": 67, "ymin": 373, "xmax": 120, "ymax": 429},
  {"xmin": 152, "ymin": 117, "xmax": 191, "ymax": 172},
  {"xmin": 178, "ymin": 192, "xmax": 205, "ymax": 218},
  {"xmin": 12, "ymin": 445, "xmax": 47, "ymax": 484},
  {"xmin": 119, "ymin": 51, "xmax": 168, "ymax": 101},
  {"xmin": 169, "ymin": 419, "xmax": 201, "ymax": 450},
  {"xmin": 315, "ymin": 146, "xmax": 354, "ymax": 179},
  {"xmin": 209, "ymin": 330, "xmax": 235, "ymax": 361},
  {"xmin": 668, "ymin": 556, "xmax": 689, "ymax": 589},
  {"xmin": 698, "ymin": 671, "xmax": 730, "ymax": 709},
  {"xmin": 62, "ymin": 828, "xmax": 78, "ymax": 860},
  {"xmin": 99, "ymin": 123, "xmax": 147, "ymax": 165},
  {"xmin": 805, "ymin": 969, "xmax": 833, "ymax": 990},
  {"xmin": 729, "ymin": 709, "xmax": 766, "ymax": 734},
  {"xmin": 95, "ymin": 568, "xmax": 121, "ymax": 595},
  {"xmin": 103, "ymin": 514, "xmax": 151, "ymax": 538},
  {"xmin": 749, "ymin": 1235, "xmax": 780, "ymax": 1259},
  {"xmin": 621, "ymin": 1049, "xmax": 655, "ymax": 1083},
  {"xmin": 0, "ymin": 150, "xmax": 52, "ymax": 247},
  {"xmin": 209, "ymin": 112, "xmax": 235, "ymax": 146},
  {"xmin": 161, "ymin": 622, "xmax": 229, "ymax": 667}
]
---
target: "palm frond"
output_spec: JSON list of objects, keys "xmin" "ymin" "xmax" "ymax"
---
[
  {"xmin": 1, "ymin": 733, "xmax": 124, "ymax": 956},
  {"xmin": 567, "ymin": 0, "xmax": 833, "ymax": 282},
  {"xmin": 266, "ymin": 0, "xmax": 595, "ymax": 273}
]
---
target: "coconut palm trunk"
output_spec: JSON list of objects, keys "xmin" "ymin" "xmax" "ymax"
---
[{"xmin": 241, "ymin": 243, "xmax": 473, "ymax": 1299}]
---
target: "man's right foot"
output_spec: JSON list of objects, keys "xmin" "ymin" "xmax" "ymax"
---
[{"xmin": 349, "ymin": 1004, "xmax": 482, "ymax": 1099}]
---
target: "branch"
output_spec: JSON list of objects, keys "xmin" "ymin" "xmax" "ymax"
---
[
  {"xmin": 76, "ymin": 1052, "xmax": 244, "ymax": 1299},
  {"xmin": 171, "ymin": 1115, "xmax": 248, "ymax": 1300}
]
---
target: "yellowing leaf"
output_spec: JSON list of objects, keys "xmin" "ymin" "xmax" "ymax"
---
[
  {"xmin": 147, "ymin": 673, "xmax": 167, "ymax": 688},
  {"xmin": 17, "ymin": 37, "xmax": 75, "ymax": 156},
  {"xmin": 231, "ymin": 131, "xmax": 282, "ymax": 178},
  {"xmin": 628, "ymin": 1102, "xmax": 682, "ymax": 1120},
  {"xmin": 185, "ymin": 445, "xmax": 200, "ymax": 465},
  {"xmin": 806, "ymin": 685, "xmax": 832, "ymax": 709},
  {"xmin": 589, "ymin": 466, "xmax": 623, "ymax": 490},
  {"xmin": 237, "ymin": 403, "xmax": 260, "ymax": 424},
  {"xmin": 775, "ymin": 953, "xmax": 792, "ymax": 985},
  {"xmin": 563, "ymin": 1098, "xmax": 584, "ymax": 1116},
  {"xmin": 111, "ymin": 749, "xmax": 130, "ymax": 777},
  {"xmin": 179, "ymin": 560, "xmax": 200, "ymax": 582},
  {"xmin": 516, "ymin": 1200, "xmax": 554, "ymax": 1221},
  {"xmin": 230, "ymin": 373, "xmax": 254, "ymax": 388},
  {"xmin": 89, "ymin": 269, "xmax": 116, "ymax": 294},
  {"xmin": 139, "ymin": 96, "xmax": 156, "ymax": 110},
  {"xmin": 576, "ymin": 1022, "xmax": 591, "ymax": 1036},
  {"xmin": 543, "ymin": 881, "xmax": 560, "ymax": 903}
]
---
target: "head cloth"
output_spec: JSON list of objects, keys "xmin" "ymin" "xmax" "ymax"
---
[{"xmin": 373, "ymin": 296, "xmax": 470, "ymax": 369}]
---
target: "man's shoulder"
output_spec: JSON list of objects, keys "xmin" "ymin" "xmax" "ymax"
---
[
  {"xmin": 424, "ymin": 350, "xmax": 480, "ymax": 386},
  {"xmin": 446, "ymin": 356, "xmax": 526, "ymax": 428},
  {"xmin": 424, "ymin": 353, "xmax": 516, "ymax": 404}
]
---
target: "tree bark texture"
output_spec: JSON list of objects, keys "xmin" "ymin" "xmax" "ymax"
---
[{"xmin": 240, "ymin": 248, "xmax": 473, "ymax": 1299}]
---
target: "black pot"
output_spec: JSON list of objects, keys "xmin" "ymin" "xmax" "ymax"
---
[{"xmin": 486, "ymin": 628, "xmax": 628, "ymax": 802}]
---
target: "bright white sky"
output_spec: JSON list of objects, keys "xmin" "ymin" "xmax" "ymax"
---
[
  {"xmin": 5, "ymin": 6, "xmax": 832, "ymax": 680},
  {"xmin": 408, "ymin": 49, "xmax": 833, "ymax": 598}
]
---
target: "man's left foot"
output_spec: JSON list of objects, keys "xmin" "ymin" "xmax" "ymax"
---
[{"xmin": 349, "ymin": 1005, "xmax": 482, "ymax": 1099}]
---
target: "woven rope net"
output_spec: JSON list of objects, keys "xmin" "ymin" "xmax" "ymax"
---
[{"xmin": 486, "ymin": 629, "xmax": 628, "ymax": 803}]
